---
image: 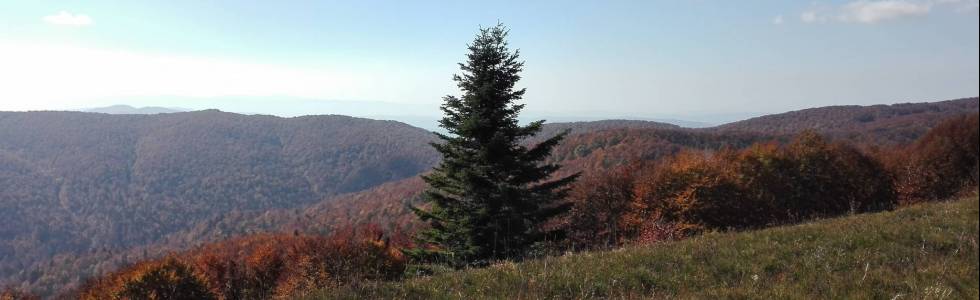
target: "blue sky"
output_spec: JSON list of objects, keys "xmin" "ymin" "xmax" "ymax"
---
[{"xmin": 0, "ymin": 0, "xmax": 977, "ymax": 123}]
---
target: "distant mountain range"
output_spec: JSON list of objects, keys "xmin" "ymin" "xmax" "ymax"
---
[
  {"xmin": 80, "ymin": 99, "xmax": 724, "ymax": 129},
  {"xmin": 84, "ymin": 104, "xmax": 187, "ymax": 114},
  {"xmin": 719, "ymin": 97, "xmax": 978, "ymax": 145},
  {"xmin": 2, "ymin": 97, "xmax": 976, "ymax": 296}
]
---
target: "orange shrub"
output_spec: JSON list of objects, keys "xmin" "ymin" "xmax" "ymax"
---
[
  {"xmin": 631, "ymin": 149, "xmax": 753, "ymax": 230},
  {"xmin": 78, "ymin": 226, "xmax": 407, "ymax": 300},
  {"xmin": 78, "ymin": 257, "xmax": 214, "ymax": 300},
  {"xmin": 632, "ymin": 132, "xmax": 895, "ymax": 231}
]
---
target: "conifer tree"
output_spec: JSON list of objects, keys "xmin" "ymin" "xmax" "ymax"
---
[{"xmin": 411, "ymin": 24, "xmax": 579, "ymax": 266}]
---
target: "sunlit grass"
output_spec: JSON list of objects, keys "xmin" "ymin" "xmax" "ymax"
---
[{"xmin": 308, "ymin": 195, "xmax": 979, "ymax": 299}]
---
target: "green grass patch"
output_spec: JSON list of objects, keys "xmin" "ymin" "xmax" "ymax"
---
[{"xmin": 308, "ymin": 196, "xmax": 979, "ymax": 299}]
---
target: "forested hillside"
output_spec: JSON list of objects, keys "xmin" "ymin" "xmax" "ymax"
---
[
  {"xmin": 717, "ymin": 97, "xmax": 978, "ymax": 144},
  {"xmin": 0, "ymin": 112, "xmax": 679, "ymax": 295},
  {"xmin": 164, "ymin": 98, "xmax": 977, "ymax": 259},
  {"xmin": 0, "ymin": 110, "xmax": 438, "ymax": 295},
  {"xmin": 206, "ymin": 98, "xmax": 977, "ymax": 242},
  {"xmin": 169, "ymin": 127, "xmax": 771, "ymax": 243}
]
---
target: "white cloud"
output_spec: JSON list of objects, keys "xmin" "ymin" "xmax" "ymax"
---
[
  {"xmin": 772, "ymin": 15, "xmax": 785, "ymax": 25},
  {"xmin": 797, "ymin": 0, "xmax": 979, "ymax": 24},
  {"xmin": 840, "ymin": 1, "xmax": 931, "ymax": 23},
  {"xmin": 42, "ymin": 11, "xmax": 94, "ymax": 26}
]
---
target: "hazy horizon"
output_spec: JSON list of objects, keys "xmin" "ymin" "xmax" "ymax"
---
[
  {"xmin": 19, "ymin": 93, "xmax": 979, "ymax": 131},
  {"xmin": 2, "ymin": 1, "xmax": 978, "ymax": 118}
]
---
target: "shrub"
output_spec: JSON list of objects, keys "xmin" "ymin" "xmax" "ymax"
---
[
  {"xmin": 749, "ymin": 132, "xmax": 895, "ymax": 220},
  {"xmin": 632, "ymin": 132, "xmax": 895, "ymax": 231},
  {"xmin": 885, "ymin": 113, "xmax": 979, "ymax": 203},
  {"xmin": 78, "ymin": 226, "xmax": 407, "ymax": 300},
  {"xmin": 78, "ymin": 257, "xmax": 214, "ymax": 300},
  {"xmin": 631, "ymin": 149, "xmax": 754, "ymax": 230},
  {"xmin": 565, "ymin": 164, "xmax": 640, "ymax": 249},
  {"xmin": 185, "ymin": 227, "xmax": 406, "ymax": 299}
]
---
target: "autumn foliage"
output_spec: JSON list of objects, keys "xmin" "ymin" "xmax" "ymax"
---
[
  {"xmin": 567, "ymin": 131, "xmax": 901, "ymax": 249},
  {"xmin": 883, "ymin": 113, "xmax": 979, "ymax": 204},
  {"xmin": 76, "ymin": 226, "xmax": 406, "ymax": 299},
  {"xmin": 630, "ymin": 132, "xmax": 896, "ymax": 232},
  {"xmin": 0, "ymin": 287, "xmax": 38, "ymax": 300},
  {"xmin": 565, "ymin": 165, "xmax": 640, "ymax": 249},
  {"xmin": 565, "ymin": 113, "xmax": 979, "ymax": 251},
  {"xmin": 78, "ymin": 257, "xmax": 213, "ymax": 300}
]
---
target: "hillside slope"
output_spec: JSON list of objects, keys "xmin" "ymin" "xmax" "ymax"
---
[
  {"xmin": 125, "ymin": 98, "xmax": 978, "ymax": 269},
  {"xmin": 0, "ymin": 110, "xmax": 439, "ymax": 294},
  {"xmin": 159, "ymin": 127, "xmax": 769, "ymax": 245},
  {"xmin": 314, "ymin": 195, "xmax": 979, "ymax": 299}
]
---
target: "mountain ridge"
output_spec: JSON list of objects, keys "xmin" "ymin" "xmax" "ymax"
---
[{"xmin": 715, "ymin": 97, "xmax": 978, "ymax": 144}]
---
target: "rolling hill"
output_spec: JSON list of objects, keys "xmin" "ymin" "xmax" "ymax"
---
[
  {"xmin": 154, "ymin": 126, "xmax": 770, "ymax": 247},
  {"xmin": 0, "ymin": 110, "xmax": 438, "ymax": 294},
  {"xmin": 171, "ymin": 97, "xmax": 978, "ymax": 246},
  {"xmin": 717, "ymin": 97, "xmax": 978, "ymax": 144}
]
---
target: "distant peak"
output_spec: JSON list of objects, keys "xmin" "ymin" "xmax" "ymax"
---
[{"xmin": 85, "ymin": 105, "xmax": 187, "ymax": 115}]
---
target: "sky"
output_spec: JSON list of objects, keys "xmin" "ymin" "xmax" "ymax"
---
[{"xmin": 1, "ymin": 0, "xmax": 978, "ymax": 124}]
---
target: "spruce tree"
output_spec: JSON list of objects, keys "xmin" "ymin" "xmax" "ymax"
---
[{"xmin": 412, "ymin": 24, "xmax": 579, "ymax": 266}]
